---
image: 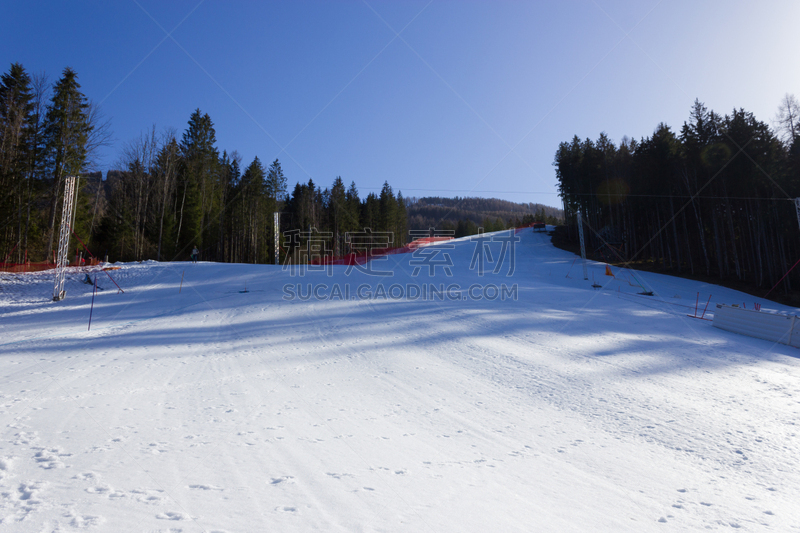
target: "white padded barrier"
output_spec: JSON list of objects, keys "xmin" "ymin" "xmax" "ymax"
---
[{"xmin": 713, "ymin": 304, "xmax": 800, "ymax": 348}]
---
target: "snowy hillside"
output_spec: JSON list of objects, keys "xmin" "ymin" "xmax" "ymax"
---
[{"xmin": 1, "ymin": 229, "xmax": 799, "ymax": 532}]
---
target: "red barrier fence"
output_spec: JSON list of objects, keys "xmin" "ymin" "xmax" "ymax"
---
[
  {"xmin": 309, "ymin": 236, "xmax": 455, "ymax": 266},
  {"xmin": 3, "ymin": 227, "xmax": 540, "ymax": 272},
  {"xmin": 1, "ymin": 258, "xmax": 100, "ymax": 273},
  {"xmin": 308, "ymin": 227, "xmax": 540, "ymax": 267},
  {"xmin": 514, "ymin": 223, "xmax": 540, "ymax": 234}
]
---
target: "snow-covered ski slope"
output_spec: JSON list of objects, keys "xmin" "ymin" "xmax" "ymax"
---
[{"xmin": 1, "ymin": 228, "xmax": 799, "ymax": 532}]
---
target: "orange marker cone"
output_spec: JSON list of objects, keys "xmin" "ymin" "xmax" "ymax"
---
[{"xmin": 605, "ymin": 265, "xmax": 614, "ymax": 277}]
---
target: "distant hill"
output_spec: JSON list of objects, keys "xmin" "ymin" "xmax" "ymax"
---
[{"xmin": 406, "ymin": 196, "xmax": 562, "ymax": 235}]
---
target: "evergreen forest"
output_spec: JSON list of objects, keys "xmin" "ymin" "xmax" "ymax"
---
[
  {"xmin": 0, "ymin": 64, "xmax": 415, "ymax": 265},
  {"xmin": 554, "ymin": 98, "xmax": 800, "ymax": 297},
  {"xmin": 407, "ymin": 197, "xmax": 561, "ymax": 237}
]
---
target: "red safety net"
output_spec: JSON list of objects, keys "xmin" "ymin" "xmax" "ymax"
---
[
  {"xmin": 1, "ymin": 258, "xmax": 100, "ymax": 273},
  {"xmin": 515, "ymin": 223, "xmax": 540, "ymax": 234},
  {"xmin": 309, "ymin": 236, "xmax": 455, "ymax": 266},
  {"xmin": 308, "ymin": 228, "xmax": 543, "ymax": 266}
]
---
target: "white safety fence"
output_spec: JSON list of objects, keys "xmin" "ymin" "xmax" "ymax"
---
[{"xmin": 713, "ymin": 304, "xmax": 800, "ymax": 348}]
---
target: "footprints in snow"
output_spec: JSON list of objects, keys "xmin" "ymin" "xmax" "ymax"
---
[
  {"xmin": 147, "ymin": 441, "xmax": 170, "ymax": 454},
  {"xmin": 156, "ymin": 510, "xmax": 192, "ymax": 521},
  {"xmin": 261, "ymin": 469, "xmax": 399, "ymax": 515},
  {"xmin": 78, "ymin": 475, "xmax": 167, "ymax": 505},
  {"xmin": 32, "ymin": 446, "xmax": 71, "ymax": 469},
  {"xmin": 16, "ymin": 480, "xmax": 45, "ymax": 501},
  {"xmin": 665, "ymin": 487, "xmax": 776, "ymax": 525},
  {"xmin": 71, "ymin": 472, "xmax": 192, "ymax": 524},
  {"xmin": 63, "ymin": 510, "xmax": 104, "ymax": 528},
  {"xmin": 1, "ymin": 481, "xmax": 47, "ymax": 523},
  {"xmin": 131, "ymin": 489, "xmax": 167, "ymax": 505},
  {"xmin": 189, "ymin": 483, "xmax": 224, "ymax": 491},
  {"xmin": 325, "ymin": 472, "xmax": 352, "ymax": 480},
  {"xmin": 0, "ymin": 456, "xmax": 13, "ymax": 481}
]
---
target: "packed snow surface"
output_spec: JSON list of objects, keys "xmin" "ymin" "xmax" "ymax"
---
[{"xmin": 1, "ymin": 229, "xmax": 799, "ymax": 532}]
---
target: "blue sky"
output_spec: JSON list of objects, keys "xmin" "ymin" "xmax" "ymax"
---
[{"xmin": 3, "ymin": 1, "xmax": 799, "ymax": 207}]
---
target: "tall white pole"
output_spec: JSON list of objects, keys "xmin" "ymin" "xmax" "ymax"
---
[
  {"xmin": 274, "ymin": 212, "xmax": 280, "ymax": 265},
  {"xmin": 577, "ymin": 210, "xmax": 588, "ymax": 280},
  {"xmin": 53, "ymin": 176, "xmax": 77, "ymax": 301},
  {"xmin": 794, "ymin": 198, "xmax": 800, "ymax": 231}
]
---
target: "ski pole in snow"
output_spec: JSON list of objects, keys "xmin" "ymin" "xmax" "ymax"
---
[
  {"xmin": 88, "ymin": 275, "xmax": 97, "ymax": 331},
  {"xmin": 566, "ymin": 258, "xmax": 577, "ymax": 278}
]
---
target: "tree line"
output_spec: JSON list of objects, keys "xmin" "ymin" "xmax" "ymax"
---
[
  {"xmin": 554, "ymin": 97, "xmax": 800, "ymax": 296},
  {"xmin": 0, "ymin": 63, "xmax": 111, "ymax": 264},
  {"xmin": 2, "ymin": 62, "xmax": 558, "ymax": 267},
  {"xmin": 86, "ymin": 111, "xmax": 411, "ymax": 264},
  {"xmin": 0, "ymin": 63, "xmax": 411, "ymax": 265},
  {"xmin": 93, "ymin": 110, "xmax": 291, "ymax": 264},
  {"xmin": 407, "ymin": 197, "xmax": 562, "ymax": 238}
]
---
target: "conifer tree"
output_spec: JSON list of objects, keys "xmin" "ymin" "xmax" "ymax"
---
[
  {"xmin": 395, "ymin": 191, "xmax": 407, "ymax": 245},
  {"xmin": 238, "ymin": 156, "xmax": 266, "ymax": 263},
  {"xmin": 328, "ymin": 176, "xmax": 346, "ymax": 254},
  {"xmin": 265, "ymin": 158, "xmax": 287, "ymax": 202},
  {"xmin": 0, "ymin": 63, "xmax": 34, "ymax": 260},
  {"xmin": 345, "ymin": 181, "xmax": 361, "ymax": 232},
  {"xmin": 154, "ymin": 134, "xmax": 180, "ymax": 260},
  {"xmin": 43, "ymin": 67, "xmax": 92, "ymax": 258},
  {"xmin": 179, "ymin": 109, "xmax": 218, "ymax": 256},
  {"xmin": 379, "ymin": 181, "xmax": 396, "ymax": 237}
]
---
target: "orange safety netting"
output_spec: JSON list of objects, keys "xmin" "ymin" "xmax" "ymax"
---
[
  {"xmin": 1, "ymin": 258, "xmax": 100, "ymax": 273},
  {"xmin": 308, "ymin": 227, "xmax": 542, "ymax": 266},
  {"xmin": 308, "ymin": 236, "xmax": 455, "ymax": 266},
  {"xmin": 515, "ymin": 223, "xmax": 541, "ymax": 234}
]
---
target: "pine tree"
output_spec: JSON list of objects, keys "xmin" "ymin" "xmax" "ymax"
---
[
  {"xmin": 154, "ymin": 135, "xmax": 180, "ymax": 260},
  {"xmin": 0, "ymin": 63, "xmax": 34, "ymax": 261},
  {"xmin": 395, "ymin": 191, "xmax": 407, "ymax": 245},
  {"xmin": 345, "ymin": 181, "xmax": 361, "ymax": 232},
  {"xmin": 238, "ymin": 156, "xmax": 266, "ymax": 263},
  {"xmin": 43, "ymin": 67, "xmax": 92, "ymax": 258},
  {"xmin": 179, "ymin": 109, "xmax": 218, "ymax": 256},
  {"xmin": 362, "ymin": 192, "xmax": 380, "ymax": 238},
  {"xmin": 328, "ymin": 176, "xmax": 346, "ymax": 254},
  {"xmin": 261, "ymin": 159, "xmax": 286, "ymax": 261},
  {"xmin": 265, "ymin": 158, "xmax": 287, "ymax": 201},
  {"xmin": 379, "ymin": 181, "xmax": 396, "ymax": 237}
]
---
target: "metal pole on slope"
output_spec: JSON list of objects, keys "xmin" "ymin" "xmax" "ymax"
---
[
  {"xmin": 274, "ymin": 212, "xmax": 280, "ymax": 265},
  {"xmin": 577, "ymin": 210, "xmax": 588, "ymax": 280},
  {"xmin": 88, "ymin": 275, "xmax": 97, "ymax": 331},
  {"xmin": 53, "ymin": 176, "xmax": 77, "ymax": 301},
  {"xmin": 795, "ymin": 198, "xmax": 800, "ymax": 231}
]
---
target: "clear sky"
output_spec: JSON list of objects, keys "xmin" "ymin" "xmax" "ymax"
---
[{"xmin": 3, "ymin": 1, "xmax": 799, "ymax": 207}]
